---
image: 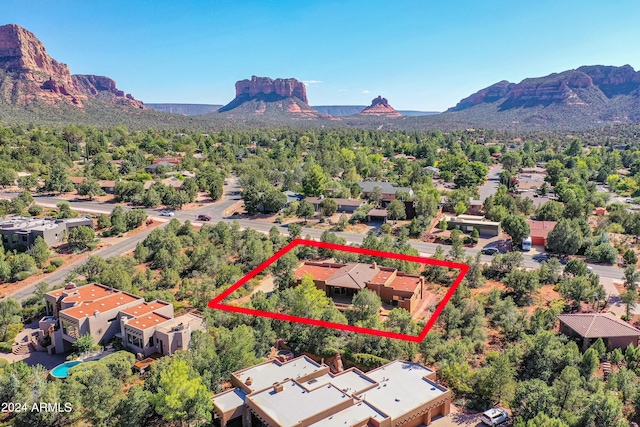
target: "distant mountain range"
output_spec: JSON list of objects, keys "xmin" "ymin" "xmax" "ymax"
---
[
  {"xmin": 2, "ymin": 23, "xmax": 640, "ymax": 130},
  {"xmin": 147, "ymin": 103, "xmax": 438, "ymax": 117},
  {"xmin": 439, "ymin": 65, "xmax": 640, "ymax": 129}
]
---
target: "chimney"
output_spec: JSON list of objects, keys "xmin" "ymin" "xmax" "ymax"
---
[
  {"xmin": 372, "ymin": 262, "xmax": 377, "ymax": 269},
  {"xmin": 245, "ymin": 377, "xmax": 253, "ymax": 386},
  {"xmin": 273, "ymin": 383, "xmax": 284, "ymax": 393}
]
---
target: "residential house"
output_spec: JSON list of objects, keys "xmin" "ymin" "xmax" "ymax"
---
[
  {"xmin": 212, "ymin": 356, "xmax": 450, "ymax": 427},
  {"xmin": 367, "ymin": 208, "xmax": 388, "ymax": 223},
  {"xmin": 526, "ymin": 219, "xmax": 557, "ymax": 246},
  {"xmin": 357, "ymin": 181, "xmax": 414, "ymax": 206},
  {"xmin": 0, "ymin": 217, "xmax": 93, "ymax": 250},
  {"xmin": 557, "ymin": 313, "xmax": 640, "ymax": 350},
  {"xmin": 444, "ymin": 215, "xmax": 501, "ymax": 237},
  {"xmin": 305, "ymin": 196, "xmax": 365, "ymax": 214},
  {"xmin": 294, "ymin": 261, "xmax": 425, "ymax": 313},
  {"xmin": 40, "ymin": 282, "xmax": 203, "ymax": 356}
]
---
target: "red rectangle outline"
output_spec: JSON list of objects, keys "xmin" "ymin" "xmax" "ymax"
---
[{"xmin": 208, "ymin": 238, "xmax": 469, "ymax": 342}]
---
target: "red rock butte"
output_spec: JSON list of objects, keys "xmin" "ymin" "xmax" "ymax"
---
[
  {"xmin": 0, "ymin": 23, "xmax": 144, "ymax": 108},
  {"xmin": 359, "ymin": 95, "xmax": 402, "ymax": 117},
  {"xmin": 235, "ymin": 76, "xmax": 309, "ymax": 103}
]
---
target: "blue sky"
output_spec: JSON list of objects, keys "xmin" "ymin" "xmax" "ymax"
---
[{"xmin": 3, "ymin": 1, "xmax": 640, "ymax": 110}]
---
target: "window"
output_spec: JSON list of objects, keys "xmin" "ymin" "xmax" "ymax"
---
[
  {"xmin": 11, "ymin": 234, "xmax": 18, "ymax": 244},
  {"xmin": 149, "ymin": 336, "xmax": 154, "ymax": 348},
  {"xmin": 61, "ymin": 319, "xmax": 78, "ymax": 338},
  {"xmin": 21, "ymin": 235, "xmax": 27, "ymax": 242},
  {"xmin": 127, "ymin": 332, "xmax": 142, "ymax": 348}
]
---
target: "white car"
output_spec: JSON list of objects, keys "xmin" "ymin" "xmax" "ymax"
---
[
  {"xmin": 159, "ymin": 210, "xmax": 175, "ymax": 217},
  {"xmin": 481, "ymin": 408, "xmax": 509, "ymax": 426},
  {"xmin": 626, "ymin": 198, "xmax": 635, "ymax": 204}
]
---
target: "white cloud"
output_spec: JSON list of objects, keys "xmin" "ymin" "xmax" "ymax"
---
[
  {"xmin": 303, "ymin": 80, "xmax": 323, "ymax": 86},
  {"xmin": 361, "ymin": 90, "xmax": 370, "ymax": 94},
  {"xmin": 338, "ymin": 89, "xmax": 347, "ymax": 92}
]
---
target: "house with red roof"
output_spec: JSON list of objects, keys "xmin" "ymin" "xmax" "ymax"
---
[
  {"xmin": 294, "ymin": 261, "xmax": 425, "ymax": 313},
  {"xmin": 41, "ymin": 282, "xmax": 204, "ymax": 357}
]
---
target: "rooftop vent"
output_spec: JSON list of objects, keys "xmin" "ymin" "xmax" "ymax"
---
[
  {"xmin": 245, "ymin": 377, "xmax": 253, "ymax": 386},
  {"xmin": 273, "ymin": 383, "xmax": 284, "ymax": 393}
]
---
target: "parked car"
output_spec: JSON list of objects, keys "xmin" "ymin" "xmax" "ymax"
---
[
  {"xmin": 481, "ymin": 247, "xmax": 500, "ymax": 256},
  {"xmin": 197, "ymin": 214, "xmax": 212, "ymax": 221},
  {"xmin": 626, "ymin": 198, "xmax": 635, "ymax": 204},
  {"xmin": 481, "ymin": 408, "xmax": 509, "ymax": 426},
  {"xmin": 159, "ymin": 210, "xmax": 175, "ymax": 217}
]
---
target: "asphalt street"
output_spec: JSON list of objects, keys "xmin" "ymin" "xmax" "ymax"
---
[{"xmin": 0, "ymin": 174, "xmax": 628, "ymax": 303}]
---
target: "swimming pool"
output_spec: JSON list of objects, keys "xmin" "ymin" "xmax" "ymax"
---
[{"xmin": 50, "ymin": 361, "xmax": 82, "ymax": 379}]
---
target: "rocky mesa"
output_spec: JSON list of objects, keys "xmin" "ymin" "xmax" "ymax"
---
[
  {"xmin": 0, "ymin": 23, "xmax": 144, "ymax": 109},
  {"xmin": 358, "ymin": 96, "xmax": 402, "ymax": 117},
  {"xmin": 218, "ymin": 76, "xmax": 324, "ymax": 117}
]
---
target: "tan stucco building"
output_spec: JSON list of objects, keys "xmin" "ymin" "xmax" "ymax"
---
[{"xmin": 212, "ymin": 356, "xmax": 450, "ymax": 427}]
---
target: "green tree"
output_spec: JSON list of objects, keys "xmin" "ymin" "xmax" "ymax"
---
[
  {"xmin": 296, "ymin": 200, "xmax": 315, "ymax": 224},
  {"xmin": 346, "ymin": 289, "xmax": 382, "ymax": 325},
  {"xmin": 581, "ymin": 347, "xmax": 599, "ymax": 378},
  {"xmin": 114, "ymin": 385, "xmax": 152, "ymax": 427},
  {"xmin": 76, "ymin": 179, "xmax": 106, "ymax": 200},
  {"xmin": 623, "ymin": 249, "xmax": 638, "ymax": 266},
  {"xmin": 28, "ymin": 236, "xmax": 50, "ymax": 268},
  {"xmin": 302, "ymin": 164, "xmax": 327, "ymax": 196},
  {"xmin": 510, "ymin": 379, "xmax": 557, "ymax": 422},
  {"xmin": 0, "ymin": 167, "xmax": 17, "ymax": 188},
  {"xmin": 564, "ymin": 259, "xmax": 589, "ymax": 277},
  {"xmin": 514, "ymin": 414, "xmax": 569, "ymax": 427},
  {"xmin": 262, "ymin": 189, "xmax": 288, "ymax": 213},
  {"xmin": 387, "ymin": 199, "xmax": 406, "ymax": 223},
  {"xmin": 503, "ymin": 269, "xmax": 539, "ymax": 306},
  {"xmin": 16, "ymin": 174, "xmax": 38, "ymax": 191},
  {"xmin": 56, "ymin": 201, "xmax": 74, "ymax": 219},
  {"xmin": 547, "ymin": 219, "xmax": 584, "ymax": 255},
  {"xmin": 44, "ymin": 162, "xmax": 74, "ymax": 194},
  {"xmin": 319, "ymin": 198, "xmax": 338, "ymax": 216},
  {"xmin": 453, "ymin": 200, "xmax": 468, "ymax": 215},
  {"xmin": 73, "ymin": 333, "xmax": 95, "ymax": 354},
  {"xmin": 110, "ymin": 206, "xmax": 127, "ymax": 235},
  {"xmin": 501, "ymin": 215, "xmax": 530, "ymax": 247},
  {"xmin": 141, "ymin": 188, "xmax": 162, "ymax": 207},
  {"xmin": 68, "ymin": 226, "xmax": 96, "ymax": 252},
  {"xmin": 0, "ymin": 297, "xmax": 21, "ymax": 341},
  {"xmin": 147, "ymin": 358, "xmax": 213, "ymax": 425},
  {"xmin": 536, "ymin": 200, "xmax": 565, "ymax": 221},
  {"xmin": 474, "ymin": 352, "xmax": 516, "ymax": 405},
  {"xmin": 242, "ymin": 186, "xmax": 262, "ymax": 215}
]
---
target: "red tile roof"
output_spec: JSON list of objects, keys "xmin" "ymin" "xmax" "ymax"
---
[
  {"xmin": 121, "ymin": 301, "xmax": 170, "ymax": 317},
  {"xmin": 63, "ymin": 292, "xmax": 141, "ymax": 319},
  {"xmin": 127, "ymin": 312, "xmax": 172, "ymax": 331},
  {"xmin": 295, "ymin": 263, "xmax": 345, "ymax": 282},
  {"xmin": 48, "ymin": 283, "xmax": 114, "ymax": 304},
  {"xmin": 386, "ymin": 274, "xmax": 422, "ymax": 292},
  {"xmin": 527, "ymin": 219, "xmax": 557, "ymax": 239}
]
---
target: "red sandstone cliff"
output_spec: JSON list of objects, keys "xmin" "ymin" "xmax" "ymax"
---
[
  {"xmin": 358, "ymin": 96, "xmax": 402, "ymax": 117},
  {"xmin": 218, "ymin": 76, "xmax": 324, "ymax": 117},
  {"xmin": 0, "ymin": 24, "xmax": 144, "ymax": 109}
]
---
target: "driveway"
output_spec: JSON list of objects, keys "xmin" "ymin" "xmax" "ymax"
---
[{"xmin": 430, "ymin": 407, "xmax": 487, "ymax": 427}]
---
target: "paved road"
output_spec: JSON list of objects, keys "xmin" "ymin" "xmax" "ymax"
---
[
  {"xmin": 0, "ymin": 174, "xmax": 629, "ymax": 303},
  {"xmin": 478, "ymin": 165, "xmax": 502, "ymax": 202}
]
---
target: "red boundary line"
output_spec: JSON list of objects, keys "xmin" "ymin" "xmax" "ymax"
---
[{"xmin": 208, "ymin": 238, "xmax": 469, "ymax": 342}]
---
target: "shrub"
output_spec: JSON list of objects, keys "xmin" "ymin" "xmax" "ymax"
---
[
  {"xmin": 28, "ymin": 204, "xmax": 43, "ymax": 216},
  {"xmin": 0, "ymin": 342, "xmax": 13, "ymax": 353},
  {"xmin": 14, "ymin": 271, "xmax": 35, "ymax": 281},
  {"xmin": 44, "ymin": 265, "xmax": 57, "ymax": 273},
  {"xmin": 351, "ymin": 353, "xmax": 390, "ymax": 370},
  {"xmin": 97, "ymin": 214, "xmax": 111, "ymax": 230},
  {"xmin": 50, "ymin": 258, "xmax": 64, "ymax": 268}
]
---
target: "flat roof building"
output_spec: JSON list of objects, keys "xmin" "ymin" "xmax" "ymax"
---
[
  {"xmin": 444, "ymin": 215, "xmax": 501, "ymax": 237},
  {"xmin": 40, "ymin": 282, "xmax": 203, "ymax": 357},
  {"xmin": 0, "ymin": 216, "xmax": 93, "ymax": 250},
  {"xmin": 212, "ymin": 356, "xmax": 450, "ymax": 427}
]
